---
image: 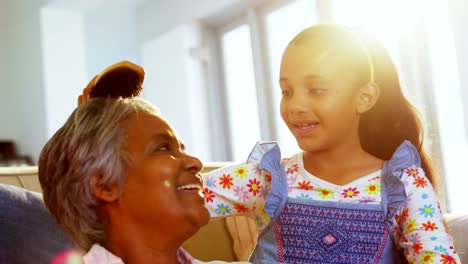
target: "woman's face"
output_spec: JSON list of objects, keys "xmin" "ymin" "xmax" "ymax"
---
[
  {"xmin": 279, "ymin": 38, "xmax": 362, "ymax": 153},
  {"xmin": 116, "ymin": 111, "xmax": 208, "ymax": 240}
]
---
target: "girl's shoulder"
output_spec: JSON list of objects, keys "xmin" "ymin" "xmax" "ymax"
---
[
  {"xmin": 385, "ymin": 140, "xmax": 421, "ymax": 172},
  {"xmin": 281, "ymin": 152, "xmax": 303, "ymax": 166},
  {"xmin": 397, "ymin": 165, "xmax": 432, "ymax": 193}
]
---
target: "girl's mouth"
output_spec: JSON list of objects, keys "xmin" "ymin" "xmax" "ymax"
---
[{"xmin": 291, "ymin": 121, "xmax": 319, "ymax": 136}]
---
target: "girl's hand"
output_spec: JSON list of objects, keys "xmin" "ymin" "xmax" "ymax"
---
[
  {"xmin": 76, "ymin": 61, "xmax": 144, "ymax": 106},
  {"xmin": 77, "ymin": 75, "xmax": 98, "ymax": 106}
]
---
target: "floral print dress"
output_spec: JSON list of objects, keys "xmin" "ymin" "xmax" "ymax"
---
[{"xmin": 202, "ymin": 142, "xmax": 460, "ymax": 264}]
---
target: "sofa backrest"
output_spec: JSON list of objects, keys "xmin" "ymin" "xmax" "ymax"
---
[
  {"xmin": 0, "ymin": 184, "xmax": 77, "ymax": 264},
  {"xmin": 2, "ymin": 166, "xmax": 467, "ymax": 263},
  {"xmin": 0, "ymin": 165, "xmax": 239, "ymax": 262}
]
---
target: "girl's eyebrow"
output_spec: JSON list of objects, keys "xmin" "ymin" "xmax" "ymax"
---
[
  {"xmin": 280, "ymin": 74, "xmax": 323, "ymax": 82},
  {"xmin": 305, "ymin": 75, "xmax": 333, "ymax": 84},
  {"xmin": 304, "ymin": 74, "xmax": 322, "ymax": 80}
]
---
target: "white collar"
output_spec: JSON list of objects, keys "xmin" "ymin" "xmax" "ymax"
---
[
  {"xmin": 83, "ymin": 244, "xmax": 124, "ymax": 264},
  {"xmin": 82, "ymin": 244, "xmax": 198, "ymax": 264}
]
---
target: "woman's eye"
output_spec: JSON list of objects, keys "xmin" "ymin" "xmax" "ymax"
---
[
  {"xmin": 159, "ymin": 145, "xmax": 169, "ymax": 151},
  {"xmin": 151, "ymin": 144, "xmax": 169, "ymax": 153}
]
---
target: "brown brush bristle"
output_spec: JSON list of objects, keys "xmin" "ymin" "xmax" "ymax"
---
[{"xmin": 89, "ymin": 68, "xmax": 142, "ymax": 98}]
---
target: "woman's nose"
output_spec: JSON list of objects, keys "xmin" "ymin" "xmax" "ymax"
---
[{"xmin": 184, "ymin": 153, "xmax": 203, "ymax": 174}]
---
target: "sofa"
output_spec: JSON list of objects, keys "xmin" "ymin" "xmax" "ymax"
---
[
  {"xmin": 0, "ymin": 165, "xmax": 240, "ymax": 263},
  {"xmin": 0, "ymin": 184, "xmax": 76, "ymax": 263},
  {"xmin": 0, "ymin": 166, "xmax": 467, "ymax": 263}
]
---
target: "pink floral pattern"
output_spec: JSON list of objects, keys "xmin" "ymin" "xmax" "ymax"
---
[{"xmin": 341, "ymin": 187, "xmax": 360, "ymax": 198}]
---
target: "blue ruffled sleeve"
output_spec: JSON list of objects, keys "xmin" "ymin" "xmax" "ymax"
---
[
  {"xmin": 382, "ymin": 140, "xmax": 420, "ymax": 222},
  {"xmin": 384, "ymin": 141, "xmax": 461, "ymax": 263},
  {"xmin": 252, "ymin": 143, "xmax": 288, "ymax": 219},
  {"xmin": 201, "ymin": 142, "xmax": 284, "ymax": 230}
]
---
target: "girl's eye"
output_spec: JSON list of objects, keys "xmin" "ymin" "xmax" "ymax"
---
[
  {"xmin": 307, "ymin": 88, "xmax": 327, "ymax": 96},
  {"xmin": 281, "ymin": 90, "xmax": 291, "ymax": 97}
]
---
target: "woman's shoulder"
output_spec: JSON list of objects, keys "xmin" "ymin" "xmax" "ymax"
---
[{"xmin": 83, "ymin": 244, "xmax": 123, "ymax": 264}]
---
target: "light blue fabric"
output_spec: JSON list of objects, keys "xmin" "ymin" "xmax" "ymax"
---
[
  {"xmin": 382, "ymin": 140, "xmax": 420, "ymax": 234},
  {"xmin": 249, "ymin": 141, "xmax": 419, "ymax": 263},
  {"xmin": 255, "ymin": 143, "xmax": 288, "ymax": 220},
  {"xmin": 0, "ymin": 184, "xmax": 76, "ymax": 264}
]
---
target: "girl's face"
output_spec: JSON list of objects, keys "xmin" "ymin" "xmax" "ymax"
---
[{"xmin": 279, "ymin": 39, "xmax": 363, "ymax": 153}]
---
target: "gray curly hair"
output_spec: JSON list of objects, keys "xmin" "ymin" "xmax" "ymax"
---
[{"xmin": 38, "ymin": 97, "xmax": 158, "ymax": 250}]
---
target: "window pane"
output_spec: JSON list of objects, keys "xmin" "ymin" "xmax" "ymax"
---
[
  {"xmin": 265, "ymin": 0, "xmax": 318, "ymax": 158},
  {"xmin": 332, "ymin": 0, "xmax": 403, "ymax": 67},
  {"xmin": 333, "ymin": 0, "xmax": 467, "ymax": 213},
  {"xmin": 425, "ymin": 2, "xmax": 468, "ymax": 214},
  {"xmin": 221, "ymin": 24, "xmax": 261, "ymax": 162}
]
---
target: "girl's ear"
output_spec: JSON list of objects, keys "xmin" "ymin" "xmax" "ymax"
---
[
  {"xmin": 91, "ymin": 174, "xmax": 119, "ymax": 202},
  {"xmin": 356, "ymin": 82, "xmax": 380, "ymax": 114}
]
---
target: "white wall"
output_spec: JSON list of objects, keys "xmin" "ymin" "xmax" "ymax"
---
[
  {"xmin": 0, "ymin": 0, "xmax": 249, "ymax": 164},
  {"xmin": 137, "ymin": 0, "xmax": 238, "ymax": 42},
  {"xmin": 40, "ymin": 6, "xmax": 87, "ymax": 137},
  {"xmin": 40, "ymin": 3, "xmax": 141, "ymax": 138},
  {"xmin": 142, "ymin": 24, "xmax": 212, "ymax": 162},
  {"xmin": 0, "ymin": 0, "xmax": 49, "ymax": 163},
  {"xmin": 0, "ymin": 0, "xmax": 19, "ymax": 140},
  {"xmin": 0, "ymin": 0, "xmax": 142, "ymax": 163},
  {"xmin": 83, "ymin": 5, "xmax": 140, "ymax": 78}
]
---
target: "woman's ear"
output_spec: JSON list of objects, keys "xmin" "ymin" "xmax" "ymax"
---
[
  {"xmin": 356, "ymin": 82, "xmax": 380, "ymax": 114},
  {"xmin": 91, "ymin": 174, "xmax": 119, "ymax": 202}
]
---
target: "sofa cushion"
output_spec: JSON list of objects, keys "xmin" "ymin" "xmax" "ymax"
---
[
  {"xmin": 446, "ymin": 213, "xmax": 468, "ymax": 263},
  {"xmin": 0, "ymin": 184, "xmax": 76, "ymax": 264}
]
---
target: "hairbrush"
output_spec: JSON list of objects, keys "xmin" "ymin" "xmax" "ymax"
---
[{"xmin": 89, "ymin": 61, "xmax": 144, "ymax": 98}]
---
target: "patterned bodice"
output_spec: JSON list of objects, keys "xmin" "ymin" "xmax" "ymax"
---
[
  {"xmin": 272, "ymin": 199, "xmax": 392, "ymax": 263},
  {"xmin": 204, "ymin": 141, "xmax": 461, "ymax": 263}
]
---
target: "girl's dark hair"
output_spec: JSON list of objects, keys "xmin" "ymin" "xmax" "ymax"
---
[
  {"xmin": 290, "ymin": 25, "xmax": 438, "ymax": 193},
  {"xmin": 356, "ymin": 29, "xmax": 437, "ymax": 190}
]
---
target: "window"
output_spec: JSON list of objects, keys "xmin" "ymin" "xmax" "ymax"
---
[
  {"xmin": 212, "ymin": 0, "xmax": 465, "ymax": 213},
  {"xmin": 264, "ymin": 0, "xmax": 317, "ymax": 157},
  {"xmin": 221, "ymin": 24, "xmax": 261, "ymax": 162},
  {"xmin": 332, "ymin": 0, "xmax": 467, "ymax": 213},
  {"xmin": 424, "ymin": 2, "xmax": 468, "ymax": 213}
]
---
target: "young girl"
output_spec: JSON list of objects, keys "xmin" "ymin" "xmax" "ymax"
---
[{"xmin": 203, "ymin": 25, "xmax": 461, "ymax": 263}]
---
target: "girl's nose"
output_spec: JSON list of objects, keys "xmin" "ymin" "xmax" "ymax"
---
[{"xmin": 288, "ymin": 90, "xmax": 310, "ymax": 114}]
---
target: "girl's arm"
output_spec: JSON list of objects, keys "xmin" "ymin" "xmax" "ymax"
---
[
  {"xmin": 393, "ymin": 166, "xmax": 461, "ymax": 263},
  {"xmin": 201, "ymin": 162, "xmax": 273, "ymax": 229}
]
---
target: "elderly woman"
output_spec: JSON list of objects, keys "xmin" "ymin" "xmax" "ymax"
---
[{"xmin": 38, "ymin": 96, "xmax": 214, "ymax": 263}]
